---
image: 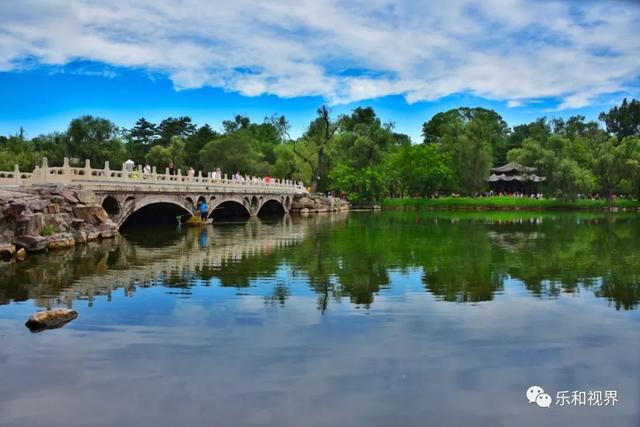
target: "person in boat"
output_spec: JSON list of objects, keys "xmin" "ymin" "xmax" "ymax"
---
[{"xmin": 197, "ymin": 200, "xmax": 209, "ymax": 221}]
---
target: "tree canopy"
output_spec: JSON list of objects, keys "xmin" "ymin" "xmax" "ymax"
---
[{"xmin": 1, "ymin": 98, "xmax": 640, "ymax": 203}]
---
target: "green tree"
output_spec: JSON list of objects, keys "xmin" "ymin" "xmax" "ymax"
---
[
  {"xmin": 273, "ymin": 143, "xmax": 312, "ymax": 183},
  {"xmin": 157, "ymin": 116, "xmax": 196, "ymax": 147},
  {"xmin": 145, "ymin": 136, "xmax": 187, "ymax": 173},
  {"xmin": 508, "ymin": 135, "xmax": 594, "ymax": 199},
  {"xmin": 446, "ymin": 130, "xmax": 492, "ymax": 196},
  {"xmin": 31, "ymin": 132, "xmax": 68, "ymax": 166},
  {"xmin": 293, "ymin": 106, "xmax": 337, "ymax": 193},
  {"xmin": 423, "ymin": 107, "xmax": 508, "ymax": 164},
  {"xmin": 507, "ymin": 118, "xmax": 551, "ymax": 154},
  {"xmin": 127, "ymin": 118, "xmax": 158, "ymax": 164},
  {"xmin": 199, "ymin": 131, "xmax": 266, "ymax": 177},
  {"xmin": 185, "ymin": 124, "xmax": 218, "ymax": 170},
  {"xmin": 598, "ymin": 98, "xmax": 640, "ymax": 141},
  {"xmin": 222, "ymin": 115, "xmax": 250, "ymax": 134},
  {"xmin": 328, "ymin": 107, "xmax": 408, "ymax": 203},
  {"xmin": 329, "ymin": 165, "xmax": 387, "ymax": 205},
  {"xmin": 0, "ymin": 130, "xmax": 40, "ymax": 171},
  {"xmin": 67, "ymin": 116, "xmax": 125, "ymax": 167},
  {"xmin": 589, "ymin": 137, "xmax": 637, "ymax": 202},
  {"xmin": 406, "ymin": 144, "xmax": 452, "ymax": 196},
  {"xmin": 422, "ymin": 108, "xmax": 508, "ymax": 195}
]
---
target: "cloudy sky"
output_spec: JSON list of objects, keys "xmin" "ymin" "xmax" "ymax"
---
[{"xmin": 1, "ymin": 0, "xmax": 639, "ymax": 141}]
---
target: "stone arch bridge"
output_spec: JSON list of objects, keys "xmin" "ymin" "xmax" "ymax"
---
[
  {"xmin": 100, "ymin": 189, "xmax": 297, "ymax": 226},
  {"xmin": 0, "ymin": 158, "xmax": 307, "ymax": 228}
]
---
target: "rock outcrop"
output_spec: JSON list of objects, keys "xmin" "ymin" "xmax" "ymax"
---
[
  {"xmin": 290, "ymin": 194, "xmax": 350, "ymax": 213},
  {"xmin": 25, "ymin": 308, "xmax": 78, "ymax": 332},
  {"xmin": 0, "ymin": 243, "xmax": 15, "ymax": 261},
  {"xmin": 0, "ymin": 186, "xmax": 118, "ymax": 257}
]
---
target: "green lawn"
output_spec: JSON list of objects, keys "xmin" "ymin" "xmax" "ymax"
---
[{"xmin": 381, "ymin": 196, "xmax": 640, "ymax": 211}]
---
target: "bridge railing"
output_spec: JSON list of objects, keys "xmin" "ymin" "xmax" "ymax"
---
[
  {"xmin": 0, "ymin": 165, "xmax": 33, "ymax": 186},
  {"xmin": 0, "ymin": 158, "xmax": 307, "ymax": 192}
]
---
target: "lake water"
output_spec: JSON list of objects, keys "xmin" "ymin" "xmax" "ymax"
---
[{"xmin": 1, "ymin": 211, "xmax": 639, "ymax": 427}]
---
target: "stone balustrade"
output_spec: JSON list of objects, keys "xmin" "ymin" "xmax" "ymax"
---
[{"xmin": 0, "ymin": 157, "xmax": 306, "ymax": 193}]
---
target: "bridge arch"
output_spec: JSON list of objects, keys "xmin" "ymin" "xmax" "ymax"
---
[
  {"xmin": 102, "ymin": 195, "xmax": 120, "ymax": 216},
  {"xmin": 257, "ymin": 198, "xmax": 286, "ymax": 217},
  {"xmin": 209, "ymin": 199, "xmax": 251, "ymax": 221},
  {"xmin": 119, "ymin": 199, "xmax": 192, "ymax": 229}
]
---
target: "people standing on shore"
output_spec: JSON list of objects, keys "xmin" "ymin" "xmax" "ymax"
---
[
  {"xmin": 143, "ymin": 162, "xmax": 151, "ymax": 174},
  {"xmin": 188, "ymin": 166, "xmax": 195, "ymax": 177},
  {"xmin": 167, "ymin": 161, "xmax": 175, "ymax": 175}
]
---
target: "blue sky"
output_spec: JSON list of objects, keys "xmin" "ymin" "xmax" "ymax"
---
[{"xmin": 1, "ymin": 0, "xmax": 639, "ymax": 142}]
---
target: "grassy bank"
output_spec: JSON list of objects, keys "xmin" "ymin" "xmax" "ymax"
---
[{"xmin": 381, "ymin": 196, "xmax": 640, "ymax": 211}]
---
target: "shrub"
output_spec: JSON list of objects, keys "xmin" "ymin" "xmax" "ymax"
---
[{"xmin": 40, "ymin": 225, "xmax": 54, "ymax": 236}]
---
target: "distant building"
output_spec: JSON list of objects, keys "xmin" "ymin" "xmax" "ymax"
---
[{"xmin": 487, "ymin": 162, "xmax": 545, "ymax": 194}]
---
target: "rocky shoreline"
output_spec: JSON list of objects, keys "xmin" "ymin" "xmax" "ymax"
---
[
  {"xmin": 0, "ymin": 188, "xmax": 348, "ymax": 262},
  {"xmin": 0, "ymin": 185, "xmax": 118, "ymax": 260},
  {"xmin": 290, "ymin": 194, "xmax": 350, "ymax": 214}
]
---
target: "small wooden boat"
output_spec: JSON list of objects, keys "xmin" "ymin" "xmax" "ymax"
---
[
  {"xmin": 177, "ymin": 214, "xmax": 210, "ymax": 226},
  {"xmin": 184, "ymin": 216, "xmax": 206, "ymax": 226}
]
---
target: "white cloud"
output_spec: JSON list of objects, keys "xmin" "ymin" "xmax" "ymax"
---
[{"xmin": 0, "ymin": 0, "xmax": 639, "ymax": 109}]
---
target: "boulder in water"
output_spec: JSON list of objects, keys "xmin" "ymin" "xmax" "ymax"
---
[
  {"xmin": 25, "ymin": 308, "xmax": 78, "ymax": 332},
  {"xmin": 0, "ymin": 243, "xmax": 15, "ymax": 261},
  {"xmin": 46, "ymin": 232, "xmax": 76, "ymax": 250},
  {"xmin": 15, "ymin": 247, "xmax": 26, "ymax": 261},
  {"xmin": 13, "ymin": 235, "xmax": 49, "ymax": 252}
]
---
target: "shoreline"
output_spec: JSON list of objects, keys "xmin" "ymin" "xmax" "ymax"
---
[{"xmin": 381, "ymin": 196, "xmax": 640, "ymax": 212}]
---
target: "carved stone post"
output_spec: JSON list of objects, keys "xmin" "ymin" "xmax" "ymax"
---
[
  {"xmin": 84, "ymin": 159, "xmax": 91, "ymax": 179},
  {"xmin": 14, "ymin": 164, "xmax": 20, "ymax": 185},
  {"xmin": 42, "ymin": 157, "xmax": 49, "ymax": 184}
]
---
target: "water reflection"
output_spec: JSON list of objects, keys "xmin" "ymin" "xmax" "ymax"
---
[
  {"xmin": 1, "ymin": 211, "xmax": 639, "ymax": 311},
  {"xmin": 1, "ymin": 211, "xmax": 639, "ymax": 427}
]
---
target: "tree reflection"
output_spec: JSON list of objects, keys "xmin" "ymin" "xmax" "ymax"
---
[{"xmin": 1, "ymin": 212, "xmax": 638, "ymax": 311}]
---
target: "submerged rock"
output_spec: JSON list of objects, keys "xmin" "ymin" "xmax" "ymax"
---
[
  {"xmin": 15, "ymin": 247, "xmax": 26, "ymax": 261},
  {"xmin": 25, "ymin": 308, "xmax": 78, "ymax": 332}
]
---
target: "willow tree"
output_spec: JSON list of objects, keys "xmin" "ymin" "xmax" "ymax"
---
[{"xmin": 292, "ymin": 106, "xmax": 337, "ymax": 193}]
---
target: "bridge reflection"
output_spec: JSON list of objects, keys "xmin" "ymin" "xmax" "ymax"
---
[
  {"xmin": 0, "ymin": 214, "xmax": 346, "ymax": 308},
  {"xmin": 1, "ymin": 212, "xmax": 638, "ymax": 312}
]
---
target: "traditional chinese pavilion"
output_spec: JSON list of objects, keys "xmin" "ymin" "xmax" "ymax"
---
[{"xmin": 487, "ymin": 162, "xmax": 546, "ymax": 195}]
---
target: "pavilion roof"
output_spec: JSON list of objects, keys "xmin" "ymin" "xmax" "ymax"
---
[
  {"xmin": 491, "ymin": 162, "xmax": 537, "ymax": 173},
  {"xmin": 488, "ymin": 173, "xmax": 546, "ymax": 182}
]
